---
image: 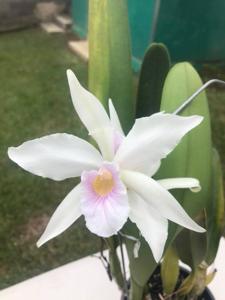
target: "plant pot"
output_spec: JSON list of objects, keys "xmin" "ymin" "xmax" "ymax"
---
[{"xmin": 121, "ymin": 266, "xmax": 215, "ymax": 300}]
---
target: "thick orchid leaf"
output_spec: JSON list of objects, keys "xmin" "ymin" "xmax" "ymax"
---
[
  {"xmin": 158, "ymin": 62, "xmax": 211, "ymax": 281},
  {"xmin": 176, "ymin": 149, "xmax": 224, "ymax": 270},
  {"xmin": 88, "ymin": 0, "xmax": 109, "ymax": 107},
  {"xmin": 175, "ymin": 214, "xmax": 207, "ymax": 270},
  {"xmin": 157, "ymin": 62, "xmax": 212, "ymax": 239},
  {"xmin": 136, "ymin": 43, "xmax": 170, "ymax": 118},
  {"xmin": 123, "ymin": 220, "xmax": 156, "ymax": 293},
  {"xmin": 205, "ymin": 148, "xmax": 225, "ymax": 265},
  {"xmin": 158, "ymin": 62, "xmax": 211, "ymax": 296},
  {"xmin": 88, "ymin": 0, "xmax": 134, "ymax": 132},
  {"xmin": 161, "ymin": 246, "xmax": 179, "ymax": 295},
  {"xmin": 130, "ymin": 277, "xmax": 144, "ymax": 300}
]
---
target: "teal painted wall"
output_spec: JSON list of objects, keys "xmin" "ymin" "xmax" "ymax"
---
[
  {"xmin": 72, "ymin": 0, "xmax": 225, "ymax": 70},
  {"xmin": 72, "ymin": 0, "xmax": 88, "ymax": 38},
  {"xmin": 155, "ymin": 0, "xmax": 225, "ymax": 62}
]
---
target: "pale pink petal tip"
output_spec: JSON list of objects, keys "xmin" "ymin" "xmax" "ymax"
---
[{"xmin": 113, "ymin": 130, "xmax": 124, "ymax": 153}]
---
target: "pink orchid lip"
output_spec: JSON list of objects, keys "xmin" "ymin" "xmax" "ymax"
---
[
  {"xmin": 80, "ymin": 162, "xmax": 129, "ymax": 237},
  {"xmin": 81, "ymin": 162, "xmax": 124, "ymax": 201}
]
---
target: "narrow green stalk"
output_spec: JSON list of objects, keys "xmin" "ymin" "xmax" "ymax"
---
[
  {"xmin": 106, "ymin": 237, "xmax": 124, "ymax": 290},
  {"xmin": 173, "ymin": 79, "xmax": 225, "ymax": 115},
  {"xmin": 118, "ymin": 234, "xmax": 129, "ymax": 298}
]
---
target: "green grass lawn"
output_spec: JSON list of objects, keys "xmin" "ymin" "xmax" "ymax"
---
[
  {"xmin": 0, "ymin": 27, "xmax": 224, "ymax": 290},
  {"xmin": 0, "ymin": 28, "xmax": 100, "ymax": 288}
]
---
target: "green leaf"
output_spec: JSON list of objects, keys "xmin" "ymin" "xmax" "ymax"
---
[
  {"xmin": 123, "ymin": 220, "xmax": 156, "ymax": 292},
  {"xmin": 88, "ymin": 0, "xmax": 134, "ymax": 132},
  {"xmin": 175, "ymin": 213, "xmax": 207, "ymax": 270},
  {"xmin": 161, "ymin": 246, "xmax": 179, "ymax": 295},
  {"xmin": 156, "ymin": 62, "xmax": 212, "ymax": 239},
  {"xmin": 129, "ymin": 277, "xmax": 144, "ymax": 300},
  {"xmin": 157, "ymin": 62, "xmax": 212, "ymax": 298},
  {"xmin": 88, "ymin": 0, "xmax": 109, "ymax": 106},
  {"xmin": 205, "ymin": 148, "xmax": 225, "ymax": 265},
  {"xmin": 136, "ymin": 43, "xmax": 170, "ymax": 118}
]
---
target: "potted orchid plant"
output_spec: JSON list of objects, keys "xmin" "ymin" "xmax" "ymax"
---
[{"xmin": 8, "ymin": 1, "xmax": 225, "ymax": 300}]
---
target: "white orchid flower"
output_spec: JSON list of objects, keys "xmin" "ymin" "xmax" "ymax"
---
[{"xmin": 8, "ymin": 70, "xmax": 205, "ymax": 262}]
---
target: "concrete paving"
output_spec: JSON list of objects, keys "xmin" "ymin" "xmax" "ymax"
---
[
  {"xmin": 0, "ymin": 239, "xmax": 224, "ymax": 299},
  {"xmin": 68, "ymin": 40, "xmax": 89, "ymax": 62}
]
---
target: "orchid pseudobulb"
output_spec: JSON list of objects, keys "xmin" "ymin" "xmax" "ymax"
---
[{"xmin": 8, "ymin": 70, "xmax": 205, "ymax": 262}]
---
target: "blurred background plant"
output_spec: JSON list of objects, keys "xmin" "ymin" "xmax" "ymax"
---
[{"xmin": 0, "ymin": 0, "xmax": 225, "ymax": 299}]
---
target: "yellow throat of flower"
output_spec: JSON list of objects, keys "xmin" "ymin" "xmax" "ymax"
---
[{"xmin": 92, "ymin": 169, "xmax": 114, "ymax": 196}]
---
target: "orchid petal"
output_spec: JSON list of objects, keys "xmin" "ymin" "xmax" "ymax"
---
[
  {"xmin": 8, "ymin": 133, "xmax": 103, "ymax": 181},
  {"xmin": 158, "ymin": 178, "xmax": 201, "ymax": 192},
  {"xmin": 67, "ymin": 70, "xmax": 114, "ymax": 160},
  {"xmin": 128, "ymin": 190, "xmax": 168, "ymax": 262},
  {"xmin": 108, "ymin": 99, "xmax": 124, "ymax": 136},
  {"xmin": 122, "ymin": 170, "xmax": 205, "ymax": 233},
  {"xmin": 37, "ymin": 184, "xmax": 82, "ymax": 247},
  {"xmin": 115, "ymin": 113, "xmax": 203, "ymax": 176}
]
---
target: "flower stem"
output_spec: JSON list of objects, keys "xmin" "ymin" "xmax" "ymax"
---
[
  {"xmin": 173, "ymin": 79, "xmax": 225, "ymax": 115},
  {"xmin": 118, "ymin": 234, "xmax": 129, "ymax": 299}
]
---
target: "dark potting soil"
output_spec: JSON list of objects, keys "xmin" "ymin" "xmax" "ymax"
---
[{"xmin": 146, "ymin": 266, "xmax": 214, "ymax": 300}]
